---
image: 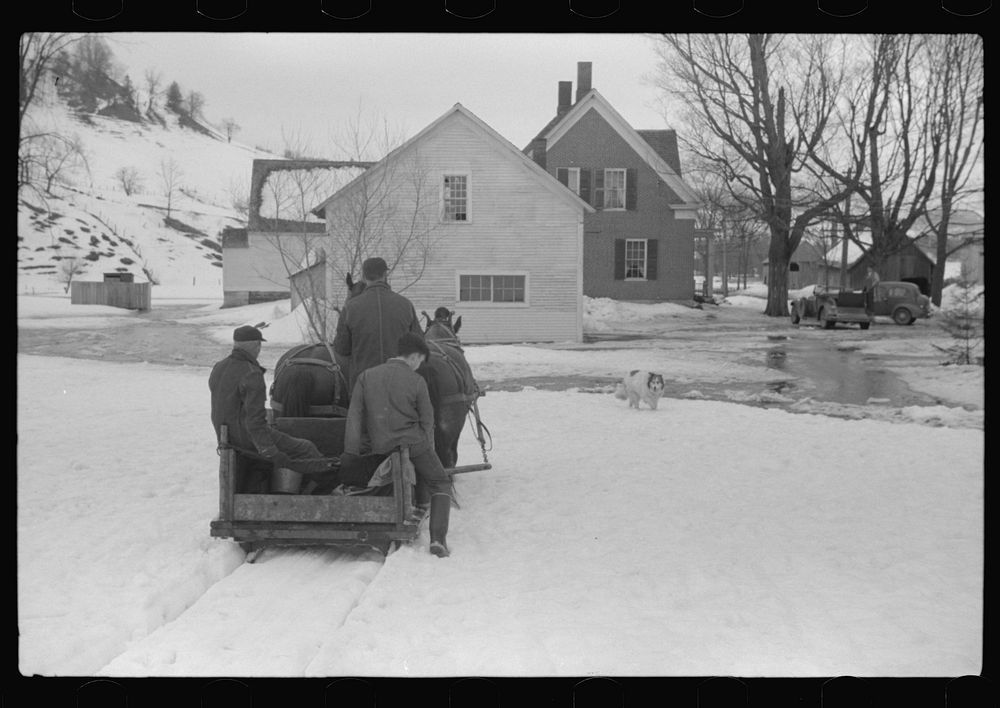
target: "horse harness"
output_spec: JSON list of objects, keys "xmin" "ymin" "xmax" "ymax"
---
[
  {"xmin": 270, "ymin": 347, "xmax": 349, "ymax": 417},
  {"xmin": 425, "ymin": 339, "xmax": 492, "ymax": 465},
  {"xmin": 425, "ymin": 340, "xmax": 477, "ymax": 406}
]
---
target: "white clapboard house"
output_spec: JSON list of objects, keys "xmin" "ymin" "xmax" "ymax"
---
[{"xmin": 311, "ymin": 103, "xmax": 595, "ymax": 344}]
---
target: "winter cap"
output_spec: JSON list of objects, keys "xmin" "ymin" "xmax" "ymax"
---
[
  {"xmin": 233, "ymin": 325, "xmax": 266, "ymax": 342},
  {"xmin": 362, "ymin": 257, "xmax": 389, "ymax": 280}
]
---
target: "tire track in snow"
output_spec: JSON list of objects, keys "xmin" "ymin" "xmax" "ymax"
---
[{"xmin": 96, "ymin": 546, "xmax": 388, "ymax": 676}]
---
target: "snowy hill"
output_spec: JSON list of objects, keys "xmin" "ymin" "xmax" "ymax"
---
[{"xmin": 18, "ymin": 90, "xmax": 280, "ymax": 298}]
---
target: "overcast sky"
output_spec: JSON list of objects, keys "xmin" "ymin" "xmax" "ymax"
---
[{"xmin": 107, "ymin": 33, "xmax": 674, "ymax": 156}]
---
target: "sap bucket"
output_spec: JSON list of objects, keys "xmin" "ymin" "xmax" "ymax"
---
[{"xmin": 270, "ymin": 467, "xmax": 302, "ymax": 494}]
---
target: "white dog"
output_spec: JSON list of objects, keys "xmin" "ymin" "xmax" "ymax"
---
[{"xmin": 614, "ymin": 370, "xmax": 666, "ymax": 410}]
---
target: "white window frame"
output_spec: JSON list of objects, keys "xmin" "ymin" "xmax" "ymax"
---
[
  {"xmin": 624, "ymin": 239, "xmax": 647, "ymax": 280},
  {"xmin": 604, "ymin": 168, "xmax": 626, "ymax": 210},
  {"xmin": 441, "ymin": 173, "xmax": 470, "ymax": 223},
  {"xmin": 566, "ymin": 167, "xmax": 581, "ymax": 195},
  {"xmin": 456, "ymin": 272, "xmax": 529, "ymax": 307}
]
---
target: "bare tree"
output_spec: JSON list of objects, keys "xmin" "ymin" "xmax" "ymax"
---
[
  {"xmin": 58, "ymin": 257, "xmax": 87, "ymax": 293},
  {"xmin": 815, "ymin": 35, "xmax": 941, "ymax": 285},
  {"xmin": 221, "ymin": 117, "xmax": 241, "ymax": 143},
  {"xmin": 259, "ymin": 108, "xmax": 440, "ymax": 343},
  {"xmin": 143, "ymin": 68, "xmax": 163, "ymax": 114},
  {"xmin": 158, "ymin": 158, "xmax": 183, "ymax": 221},
  {"xmin": 323, "ymin": 107, "xmax": 440, "ymax": 296},
  {"xmin": 227, "ymin": 174, "xmax": 250, "ymax": 219},
  {"xmin": 19, "ymin": 32, "xmax": 83, "ymax": 198},
  {"xmin": 654, "ymin": 33, "xmax": 864, "ymax": 316},
  {"xmin": 689, "ymin": 170, "xmax": 729, "ymax": 296},
  {"xmin": 185, "ymin": 90, "xmax": 205, "ymax": 120},
  {"xmin": 115, "ymin": 165, "xmax": 143, "ymax": 195},
  {"xmin": 19, "ymin": 32, "xmax": 81, "ymax": 131},
  {"xmin": 257, "ymin": 129, "xmax": 369, "ymax": 342},
  {"xmin": 723, "ymin": 205, "xmax": 768, "ymax": 290},
  {"xmin": 36, "ymin": 133, "xmax": 89, "ymax": 194},
  {"xmin": 921, "ymin": 34, "xmax": 984, "ymax": 306}
]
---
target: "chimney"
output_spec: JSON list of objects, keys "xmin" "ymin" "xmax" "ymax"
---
[
  {"xmin": 576, "ymin": 62, "xmax": 592, "ymax": 102},
  {"xmin": 558, "ymin": 81, "xmax": 573, "ymax": 116},
  {"xmin": 529, "ymin": 137, "xmax": 547, "ymax": 169}
]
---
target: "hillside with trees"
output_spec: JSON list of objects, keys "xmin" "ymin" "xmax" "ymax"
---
[{"xmin": 18, "ymin": 32, "xmax": 276, "ymax": 296}]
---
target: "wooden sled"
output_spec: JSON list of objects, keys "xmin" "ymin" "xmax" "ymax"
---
[{"xmin": 209, "ymin": 417, "xmax": 420, "ymax": 559}]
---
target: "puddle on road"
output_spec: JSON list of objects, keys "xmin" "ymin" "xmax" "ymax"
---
[
  {"xmin": 755, "ymin": 338, "xmax": 935, "ymax": 407},
  {"xmin": 533, "ymin": 332, "xmax": 941, "ymax": 410}
]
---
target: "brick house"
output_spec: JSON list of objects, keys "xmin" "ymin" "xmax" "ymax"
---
[{"xmin": 525, "ymin": 62, "xmax": 701, "ymax": 301}]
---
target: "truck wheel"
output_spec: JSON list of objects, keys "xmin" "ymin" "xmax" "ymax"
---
[
  {"xmin": 892, "ymin": 308, "xmax": 914, "ymax": 326},
  {"xmin": 819, "ymin": 309, "xmax": 835, "ymax": 329},
  {"xmin": 790, "ymin": 305, "xmax": 800, "ymax": 325}
]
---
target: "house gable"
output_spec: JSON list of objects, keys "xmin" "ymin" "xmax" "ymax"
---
[
  {"xmin": 540, "ymin": 90, "xmax": 699, "ymax": 209},
  {"xmin": 314, "ymin": 104, "xmax": 594, "ymax": 218},
  {"xmin": 310, "ymin": 103, "xmax": 592, "ymax": 344}
]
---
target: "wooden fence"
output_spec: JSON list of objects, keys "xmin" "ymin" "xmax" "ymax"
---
[{"xmin": 71, "ymin": 281, "xmax": 151, "ymax": 311}]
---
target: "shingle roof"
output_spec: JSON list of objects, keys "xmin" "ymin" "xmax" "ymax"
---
[{"xmin": 636, "ymin": 130, "xmax": 681, "ymax": 177}]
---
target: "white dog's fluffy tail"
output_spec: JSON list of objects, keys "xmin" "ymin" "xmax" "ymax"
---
[{"xmin": 613, "ymin": 383, "xmax": 627, "ymax": 400}]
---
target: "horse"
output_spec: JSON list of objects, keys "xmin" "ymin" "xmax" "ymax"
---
[
  {"xmin": 269, "ymin": 274, "xmax": 366, "ymax": 419},
  {"xmin": 422, "ymin": 307, "xmax": 463, "ymax": 345},
  {"xmin": 418, "ymin": 308, "xmax": 479, "ymax": 469}
]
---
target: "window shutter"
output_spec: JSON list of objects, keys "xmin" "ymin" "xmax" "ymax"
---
[
  {"xmin": 646, "ymin": 239, "xmax": 658, "ymax": 280},
  {"xmin": 614, "ymin": 239, "xmax": 625, "ymax": 280},
  {"xmin": 626, "ymin": 168, "xmax": 638, "ymax": 210},
  {"xmin": 594, "ymin": 169, "xmax": 605, "ymax": 210},
  {"xmin": 579, "ymin": 169, "xmax": 591, "ymax": 204},
  {"xmin": 557, "ymin": 168, "xmax": 569, "ymax": 187}
]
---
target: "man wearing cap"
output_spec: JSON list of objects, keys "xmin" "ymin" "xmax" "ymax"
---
[
  {"xmin": 209, "ymin": 325, "xmax": 335, "ymax": 491},
  {"xmin": 334, "ymin": 257, "xmax": 424, "ymax": 395}
]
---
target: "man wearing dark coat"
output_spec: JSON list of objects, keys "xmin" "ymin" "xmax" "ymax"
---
[
  {"xmin": 333, "ymin": 257, "xmax": 424, "ymax": 395},
  {"xmin": 209, "ymin": 325, "xmax": 336, "ymax": 492}
]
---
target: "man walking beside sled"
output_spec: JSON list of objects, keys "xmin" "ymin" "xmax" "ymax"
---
[{"xmin": 344, "ymin": 332, "xmax": 454, "ymax": 558}]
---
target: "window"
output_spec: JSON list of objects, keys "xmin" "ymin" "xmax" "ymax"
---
[
  {"xmin": 624, "ymin": 239, "xmax": 647, "ymax": 280},
  {"xmin": 564, "ymin": 167, "xmax": 581, "ymax": 195},
  {"xmin": 604, "ymin": 168, "xmax": 626, "ymax": 210},
  {"xmin": 443, "ymin": 175, "xmax": 468, "ymax": 221},
  {"xmin": 615, "ymin": 238, "xmax": 658, "ymax": 281},
  {"xmin": 459, "ymin": 274, "xmax": 526, "ymax": 304}
]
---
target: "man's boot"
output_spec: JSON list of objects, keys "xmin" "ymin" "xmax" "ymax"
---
[{"xmin": 428, "ymin": 492, "xmax": 451, "ymax": 558}]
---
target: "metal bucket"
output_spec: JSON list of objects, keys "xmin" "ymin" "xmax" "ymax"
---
[{"xmin": 270, "ymin": 467, "xmax": 302, "ymax": 494}]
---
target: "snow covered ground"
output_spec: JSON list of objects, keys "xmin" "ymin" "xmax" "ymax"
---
[{"xmin": 16, "ymin": 288, "xmax": 984, "ymax": 678}]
